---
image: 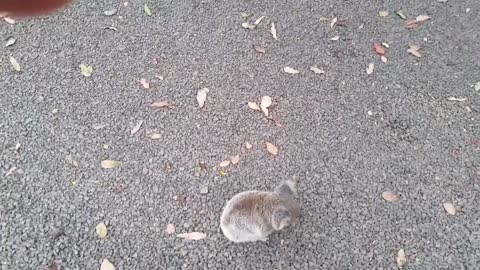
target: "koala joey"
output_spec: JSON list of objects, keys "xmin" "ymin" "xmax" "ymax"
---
[{"xmin": 220, "ymin": 180, "xmax": 300, "ymax": 243}]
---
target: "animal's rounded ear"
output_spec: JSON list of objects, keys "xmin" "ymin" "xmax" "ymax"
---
[{"xmin": 271, "ymin": 207, "xmax": 291, "ymax": 230}]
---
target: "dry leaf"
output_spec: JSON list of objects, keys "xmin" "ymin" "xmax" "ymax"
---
[
  {"xmin": 104, "ymin": 9, "xmax": 117, "ymax": 16},
  {"xmin": 245, "ymin": 142, "xmax": 253, "ymax": 149},
  {"xmin": 6, "ymin": 37, "xmax": 16, "ymax": 47},
  {"xmin": 101, "ymin": 160, "xmax": 122, "ymax": 169},
  {"xmin": 381, "ymin": 56, "xmax": 388, "ymax": 63},
  {"xmin": 4, "ymin": 17, "xmax": 15, "ymax": 24},
  {"xmin": 65, "ymin": 154, "xmax": 79, "ymax": 167},
  {"xmin": 176, "ymin": 232, "xmax": 207, "ymax": 240},
  {"xmin": 382, "ymin": 191, "xmax": 400, "ymax": 202},
  {"xmin": 96, "ymin": 222, "xmax": 107, "ymax": 239},
  {"xmin": 15, "ymin": 142, "xmax": 21, "ymax": 152},
  {"xmin": 254, "ymin": 16, "xmax": 265, "ymax": 25},
  {"xmin": 79, "ymin": 64, "xmax": 93, "ymax": 77},
  {"xmin": 397, "ymin": 249, "xmax": 407, "ymax": 269},
  {"xmin": 240, "ymin": 12, "xmax": 252, "ymax": 18},
  {"xmin": 104, "ymin": 26, "xmax": 118, "ymax": 31},
  {"xmin": 165, "ymin": 224, "xmax": 176, "ymax": 234},
  {"xmin": 330, "ymin": 36, "xmax": 340, "ymax": 41},
  {"xmin": 140, "ymin": 78, "xmax": 150, "ymax": 89},
  {"xmin": 475, "ymin": 82, "xmax": 480, "ymax": 91},
  {"xmin": 241, "ymin": 22, "xmax": 256, "ymax": 29},
  {"xmin": 231, "ymin": 155, "xmax": 240, "ymax": 165},
  {"xmin": 379, "ymin": 11, "xmax": 389, "ymax": 17},
  {"xmin": 149, "ymin": 101, "xmax": 175, "ymax": 109},
  {"xmin": 248, "ymin": 102, "xmax": 261, "ymax": 111},
  {"xmin": 253, "ymin": 44, "xmax": 266, "ymax": 53},
  {"xmin": 219, "ymin": 160, "xmax": 231, "ymax": 167},
  {"xmin": 373, "ymin": 43, "xmax": 386, "ymax": 55},
  {"xmin": 396, "ymin": 10, "xmax": 407, "ymax": 20},
  {"xmin": 150, "ymin": 133, "xmax": 161, "ymax": 139},
  {"xmin": 131, "ymin": 120, "xmax": 143, "ymax": 135},
  {"xmin": 407, "ymin": 45, "xmax": 421, "ymax": 58},
  {"xmin": 197, "ymin": 88, "xmax": 209, "ymax": 108},
  {"xmin": 283, "ymin": 67, "xmax": 299, "ymax": 74},
  {"xmin": 443, "ymin": 202, "xmax": 456, "ymax": 215},
  {"xmin": 447, "ymin": 97, "xmax": 467, "ymax": 102},
  {"xmin": 416, "ymin": 15, "xmax": 431, "ymax": 22},
  {"xmin": 270, "ymin": 22, "xmax": 278, "ymax": 40},
  {"xmin": 144, "ymin": 4, "xmax": 152, "ymax": 16},
  {"xmin": 266, "ymin": 142, "xmax": 278, "ymax": 156},
  {"xmin": 100, "ymin": 259, "xmax": 115, "ymax": 270},
  {"xmin": 382, "ymin": 42, "xmax": 390, "ymax": 48},
  {"xmin": 5, "ymin": 167, "xmax": 17, "ymax": 176},
  {"xmin": 310, "ymin": 66, "xmax": 325, "ymax": 74},
  {"xmin": 260, "ymin": 96, "xmax": 272, "ymax": 117},
  {"xmin": 9, "ymin": 56, "xmax": 21, "ymax": 71},
  {"xmin": 366, "ymin": 63, "xmax": 375, "ymax": 75},
  {"xmin": 330, "ymin": 17, "xmax": 338, "ymax": 29},
  {"xmin": 319, "ymin": 17, "xmax": 330, "ymax": 22}
]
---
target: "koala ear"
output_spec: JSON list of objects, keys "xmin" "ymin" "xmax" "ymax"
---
[{"xmin": 271, "ymin": 206, "xmax": 291, "ymax": 230}]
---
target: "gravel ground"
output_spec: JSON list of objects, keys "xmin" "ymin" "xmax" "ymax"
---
[{"xmin": 1, "ymin": 0, "xmax": 479, "ymax": 269}]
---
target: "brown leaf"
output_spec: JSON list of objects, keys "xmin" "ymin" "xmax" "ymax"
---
[
  {"xmin": 382, "ymin": 191, "xmax": 400, "ymax": 202},
  {"xmin": 9, "ymin": 56, "xmax": 21, "ymax": 71},
  {"xmin": 245, "ymin": 142, "xmax": 253, "ymax": 149},
  {"xmin": 407, "ymin": 45, "xmax": 422, "ymax": 58},
  {"xmin": 253, "ymin": 44, "xmax": 266, "ymax": 53},
  {"xmin": 149, "ymin": 101, "xmax": 175, "ymax": 109},
  {"xmin": 266, "ymin": 142, "xmax": 278, "ymax": 156},
  {"xmin": 140, "ymin": 78, "xmax": 150, "ymax": 89},
  {"xmin": 443, "ymin": 202, "xmax": 456, "ymax": 215},
  {"xmin": 270, "ymin": 22, "xmax": 278, "ymax": 40},
  {"xmin": 260, "ymin": 96, "xmax": 272, "ymax": 117},
  {"xmin": 416, "ymin": 15, "xmax": 431, "ymax": 22},
  {"xmin": 165, "ymin": 224, "xmax": 176, "ymax": 234},
  {"xmin": 176, "ymin": 232, "xmax": 207, "ymax": 240},
  {"xmin": 373, "ymin": 43, "xmax": 386, "ymax": 55},
  {"xmin": 310, "ymin": 66, "xmax": 325, "ymax": 74},
  {"xmin": 396, "ymin": 249, "xmax": 407, "ymax": 269},
  {"xmin": 100, "ymin": 259, "xmax": 115, "ymax": 270},
  {"xmin": 131, "ymin": 120, "xmax": 144, "ymax": 135},
  {"xmin": 366, "ymin": 63, "xmax": 375, "ymax": 75},
  {"xmin": 248, "ymin": 102, "xmax": 261, "ymax": 111},
  {"xmin": 405, "ymin": 20, "xmax": 418, "ymax": 29},
  {"xmin": 219, "ymin": 160, "xmax": 231, "ymax": 167},
  {"xmin": 231, "ymin": 155, "xmax": 240, "ymax": 165},
  {"xmin": 197, "ymin": 88, "xmax": 209, "ymax": 108}
]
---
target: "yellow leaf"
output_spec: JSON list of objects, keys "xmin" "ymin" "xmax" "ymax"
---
[
  {"xmin": 176, "ymin": 232, "xmax": 207, "ymax": 240},
  {"xmin": 266, "ymin": 142, "xmax": 278, "ymax": 156},
  {"xmin": 231, "ymin": 155, "xmax": 240, "ymax": 165},
  {"xmin": 248, "ymin": 102, "xmax": 260, "ymax": 111},
  {"xmin": 219, "ymin": 170, "xmax": 226, "ymax": 177},
  {"xmin": 443, "ymin": 202, "xmax": 456, "ymax": 215},
  {"xmin": 101, "ymin": 160, "xmax": 122, "ymax": 169},
  {"xmin": 96, "ymin": 222, "xmax": 108, "ymax": 239},
  {"xmin": 79, "ymin": 64, "xmax": 93, "ymax": 77},
  {"xmin": 382, "ymin": 191, "xmax": 400, "ymax": 202},
  {"xmin": 100, "ymin": 258, "xmax": 115, "ymax": 270}
]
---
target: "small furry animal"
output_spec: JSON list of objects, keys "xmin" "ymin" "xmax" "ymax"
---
[{"xmin": 220, "ymin": 180, "xmax": 300, "ymax": 243}]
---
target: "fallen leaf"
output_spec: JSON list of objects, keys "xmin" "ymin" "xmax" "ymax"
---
[
  {"xmin": 5, "ymin": 37, "xmax": 16, "ymax": 47},
  {"xmin": 416, "ymin": 15, "xmax": 431, "ymax": 22},
  {"xmin": 165, "ymin": 224, "xmax": 176, "ymax": 234},
  {"xmin": 443, "ymin": 202, "xmax": 456, "ymax": 215},
  {"xmin": 382, "ymin": 42, "xmax": 390, "ymax": 48},
  {"xmin": 373, "ymin": 43, "xmax": 385, "ymax": 55},
  {"xmin": 104, "ymin": 26, "xmax": 118, "ymax": 31},
  {"xmin": 260, "ymin": 96, "xmax": 272, "ymax": 117},
  {"xmin": 150, "ymin": 133, "xmax": 161, "ymax": 139},
  {"xmin": 382, "ymin": 191, "xmax": 400, "ymax": 202},
  {"xmin": 4, "ymin": 17, "xmax": 15, "ymax": 24},
  {"xmin": 381, "ymin": 55, "xmax": 388, "ymax": 63},
  {"xmin": 65, "ymin": 154, "xmax": 79, "ymax": 167},
  {"xmin": 149, "ymin": 101, "xmax": 175, "ymax": 109},
  {"xmin": 200, "ymin": 186, "xmax": 209, "ymax": 194},
  {"xmin": 270, "ymin": 22, "xmax": 278, "ymax": 40},
  {"xmin": 14, "ymin": 142, "xmax": 21, "ymax": 153},
  {"xmin": 5, "ymin": 167, "xmax": 17, "ymax": 176},
  {"xmin": 93, "ymin": 123, "xmax": 108, "ymax": 130},
  {"xmin": 475, "ymin": 82, "xmax": 480, "ymax": 91},
  {"xmin": 219, "ymin": 170, "xmax": 226, "ymax": 177},
  {"xmin": 397, "ymin": 249, "xmax": 407, "ymax": 269},
  {"xmin": 101, "ymin": 160, "xmax": 122, "ymax": 169},
  {"xmin": 405, "ymin": 20, "xmax": 418, "ymax": 29},
  {"xmin": 140, "ymin": 78, "xmax": 150, "ymax": 89},
  {"xmin": 176, "ymin": 232, "xmax": 207, "ymax": 240},
  {"xmin": 379, "ymin": 11, "xmax": 389, "ymax": 17},
  {"xmin": 144, "ymin": 4, "xmax": 152, "ymax": 16},
  {"xmin": 79, "ymin": 64, "xmax": 93, "ymax": 77},
  {"xmin": 396, "ymin": 10, "xmax": 407, "ymax": 20},
  {"xmin": 240, "ymin": 12, "xmax": 252, "ymax": 18},
  {"xmin": 96, "ymin": 222, "xmax": 108, "ymax": 239},
  {"xmin": 253, "ymin": 44, "xmax": 266, "ymax": 53},
  {"xmin": 330, "ymin": 36, "xmax": 340, "ymax": 41},
  {"xmin": 131, "ymin": 120, "xmax": 144, "ymax": 135},
  {"xmin": 310, "ymin": 66, "xmax": 325, "ymax": 74},
  {"xmin": 283, "ymin": 66, "xmax": 299, "ymax": 74},
  {"xmin": 104, "ymin": 9, "xmax": 117, "ymax": 16},
  {"xmin": 447, "ymin": 97, "xmax": 467, "ymax": 102},
  {"xmin": 248, "ymin": 102, "xmax": 261, "ymax": 111},
  {"xmin": 245, "ymin": 142, "xmax": 253, "ymax": 149},
  {"xmin": 71, "ymin": 180, "xmax": 78, "ymax": 186},
  {"xmin": 100, "ymin": 259, "xmax": 115, "ymax": 270},
  {"xmin": 231, "ymin": 155, "xmax": 240, "ymax": 165},
  {"xmin": 219, "ymin": 160, "xmax": 231, "ymax": 167},
  {"xmin": 407, "ymin": 45, "xmax": 421, "ymax": 58},
  {"xmin": 9, "ymin": 56, "xmax": 21, "ymax": 71},
  {"xmin": 197, "ymin": 88, "xmax": 209, "ymax": 108},
  {"xmin": 366, "ymin": 63, "xmax": 375, "ymax": 75},
  {"xmin": 319, "ymin": 17, "xmax": 330, "ymax": 22},
  {"xmin": 254, "ymin": 16, "xmax": 265, "ymax": 25},
  {"xmin": 330, "ymin": 17, "xmax": 337, "ymax": 29},
  {"xmin": 266, "ymin": 142, "xmax": 278, "ymax": 156},
  {"xmin": 241, "ymin": 22, "xmax": 256, "ymax": 29}
]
